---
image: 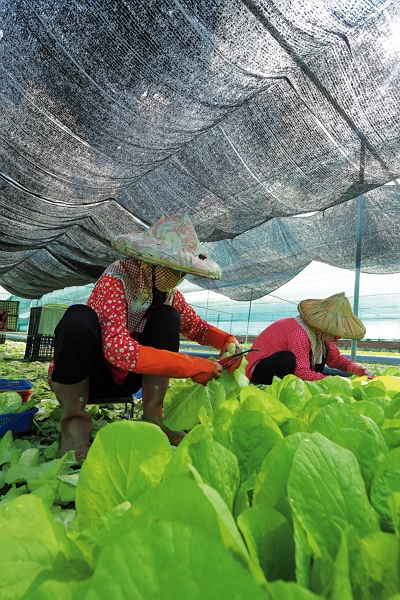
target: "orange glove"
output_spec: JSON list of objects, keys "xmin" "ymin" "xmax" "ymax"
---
[
  {"xmin": 203, "ymin": 325, "xmax": 242, "ymax": 373},
  {"xmin": 191, "ymin": 359, "xmax": 222, "ymax": 385},
  {"xmin": 203, "ymin": 325, "xmax": 237, "ymax": 351},
  {"xmin": 136, "ymin": 345, "xmax": 222, "ymax": 386},
  {"xmin": 223, "ymin": 353, "xmax": 243, "ymax": 374}
]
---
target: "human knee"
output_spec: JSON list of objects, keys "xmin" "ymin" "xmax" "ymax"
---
[
  {"xmin": 278, "ymin": 351, "xmax": 296, "ymax": 372},
  {"xmin": 168, "ymin": 306, "xmax": 181, "ymax": 330},
  {"xmin": 55, "ymin": 305, "xmax": 99, "ymax": 336},
  {"xmin": 151, "ymin": 305, "xmax": 181, "ymax": 336},
  {"xmin": 158, "ymin": 304, "xmax": 181, "ymax": 327}
]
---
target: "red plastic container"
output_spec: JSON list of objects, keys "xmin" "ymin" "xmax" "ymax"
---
[{"xmin": 18, "ymin": 389, "xmax": 34, "ymax": 403}]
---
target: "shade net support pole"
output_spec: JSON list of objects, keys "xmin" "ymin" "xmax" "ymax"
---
[
  {"xmin": 351, "ymin": 194, "xmax": 364, "ymax": 360},
  {"xmin": 245, "ymin": 289, "xmax": 254, "ymax": 345},
  {"xmin": 351, "ymin": 141, "xmax": 366, "ymax": 361}
]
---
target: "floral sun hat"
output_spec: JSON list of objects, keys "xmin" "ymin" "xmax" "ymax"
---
[
  {"xmin": 297, "ymin": 292, "xmax": 366, "ymax": 340},
  {"xmin": 111, "ymin": 212, "xmax": 222, "ymax": 280}
]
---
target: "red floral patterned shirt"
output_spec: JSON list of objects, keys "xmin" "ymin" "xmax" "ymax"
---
[
  {"xmin": 48, "ymin": 268, "xmax": 212, "ymax": 386},
  {"xmin": 87, "ymin": 273, "xmax": 210, "ymax": 374},
  {"xmin": 245, "ymin": 317, "xmax": 366, "ymax": 381}
]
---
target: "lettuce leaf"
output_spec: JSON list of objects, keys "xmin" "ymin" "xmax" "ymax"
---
[
  {"xmin": 0, "ymin": 495, "xmax": 91, "ymax": 600},
  {"xmin": 76, "ymin": 421, "xmax": 173, "ymax": 528},
  {"xmin": 288, "ymin": 433, "xmax": 379, "ymax": 562},
  {"xmin": 163, "ymin": 425, "xmax": 240, "ymax": 511},
  {"xmin": 371, "ymin": 447, "xmax": 400, "ymax": 531},
  {"xmin": 82, "ymin": 521, "xmax": 269, "ymax": 600},
  {"xmin": 0, "ymin": 391, "xmax": 22, "ymax": 415}
]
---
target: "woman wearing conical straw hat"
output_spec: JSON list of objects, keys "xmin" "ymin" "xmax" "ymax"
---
[
  {"xmin": 48, "ymin": 213, "xmax": 242, "ymax": 459},
  {"xmin": 246, "ymin": 292, "xmax": 375, "ymax": 385}
]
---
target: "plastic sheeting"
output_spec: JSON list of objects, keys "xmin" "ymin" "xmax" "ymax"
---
[{"xmin": 1, "ymin": 0, "xmax": 400, "ymax": 299}]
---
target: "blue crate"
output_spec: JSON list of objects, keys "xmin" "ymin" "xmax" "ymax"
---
[
  {"xmin": 0, "ymin": 379, "xmax": 35, "ymax": 403},
  {"xmin": 0, "ymin": 408, "xmax": 38, "ymax": 437},
  {"xmin": 0, "ymin": 379, "xmax": 34, "ymax": 392}
]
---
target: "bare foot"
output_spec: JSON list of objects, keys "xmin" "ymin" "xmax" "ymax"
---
[
  {"xmin": 142, "ymin": 417, "xmax": 187, "ymax": 446},
  {"xmin": 59, "ymin": 416, "xmax": 92, "ymax": 460}
]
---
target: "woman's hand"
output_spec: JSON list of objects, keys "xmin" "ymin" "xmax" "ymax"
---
[
  {"xmin": 363, "ymin": 368, "xmax": 376, "ymax": 379},
  {"xmin": 352, "ymin": 363, "xmax": 376, "ymax": 379},
  {"xmin": 191, "ymin": 357, "xmax": 223, "ymax": 385}
]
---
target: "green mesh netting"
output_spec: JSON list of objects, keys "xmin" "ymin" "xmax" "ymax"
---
[{"xmin": 1, "ymin": 1, "xmax": 400, "ymax": 299}]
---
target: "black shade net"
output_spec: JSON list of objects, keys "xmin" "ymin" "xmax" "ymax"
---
[{"xmin": 1, "ymin": 0, "xmax": 400, "ymax": 299}]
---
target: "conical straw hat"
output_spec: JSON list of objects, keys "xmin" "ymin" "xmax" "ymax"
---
[
  {"xmin": 112, "ymin": 212, "xmax": 222, "ymax": 280},
  {"xmin": 298, "ymin": 292, "xmax": 366, "ymax": 340}
]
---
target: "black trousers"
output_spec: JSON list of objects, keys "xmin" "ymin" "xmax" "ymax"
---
[
  {"xmin": 251, "ymin": 350, "xmax": 326, "ymax": 386},
  {"xmin": 52, "ymin": 304, "xmax": 181, "ymax": 401}
]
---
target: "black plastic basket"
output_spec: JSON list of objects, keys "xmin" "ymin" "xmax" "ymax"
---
[
  {"xmin": 27, "ymin": 307, "xmax": 42, "ymax": 336},
  {"xmin": 24, "ymin": 335, "xmax": 55, "ymax": 361},
  {"xmin": 27, "ymin": 306, "xmax": 66, "ymax": 337},
  {"xmin": 0, "ymin": 408, "xmax": 38, "ymax": 437}
]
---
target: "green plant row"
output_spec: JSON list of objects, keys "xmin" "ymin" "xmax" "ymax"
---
[{"xmin": 1, "ymin": 341, "xmax": 400, "ymax": 598}]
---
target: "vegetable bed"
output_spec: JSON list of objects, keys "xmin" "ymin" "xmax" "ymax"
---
[{"xmin": 1, "ymin": 341, "xmax": 400, "ymax": 599}]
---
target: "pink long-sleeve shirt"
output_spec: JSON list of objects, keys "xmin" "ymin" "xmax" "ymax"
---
[{"xmin": 245, "ymin": 317, "xmax": 366, "ymax": 382}]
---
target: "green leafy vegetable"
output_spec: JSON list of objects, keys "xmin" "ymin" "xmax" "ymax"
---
[
  {"xmin": 1, "ymin": 340, "xmax": 400, "ymax": 598},
  {"xmin": 76, "ymin": 421, "xmax": 173, "ymax": 527},
  {"xmin": 83, "ymin": 521, "xmax": 269, "ymax": 600},
  {"xmin": 0, "ymin": 391, "xmax": 22, "ymax": 415}
]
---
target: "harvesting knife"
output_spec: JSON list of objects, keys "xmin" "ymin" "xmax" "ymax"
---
[{"xmin": 218, "ymin": 348, "xmax": 261, "ymax": 369}]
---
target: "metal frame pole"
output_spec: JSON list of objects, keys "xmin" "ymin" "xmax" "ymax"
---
[
  {"xmin": 245, "ymin": 290, "xmax": 253, "ymax": 345},
  {"xmin": 351, "ymin": 194, "xmax": 364, "ymax": 361},
  {"xmin": 351, "ymin": 141, "xmax": 365, "ymax": 362}
]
